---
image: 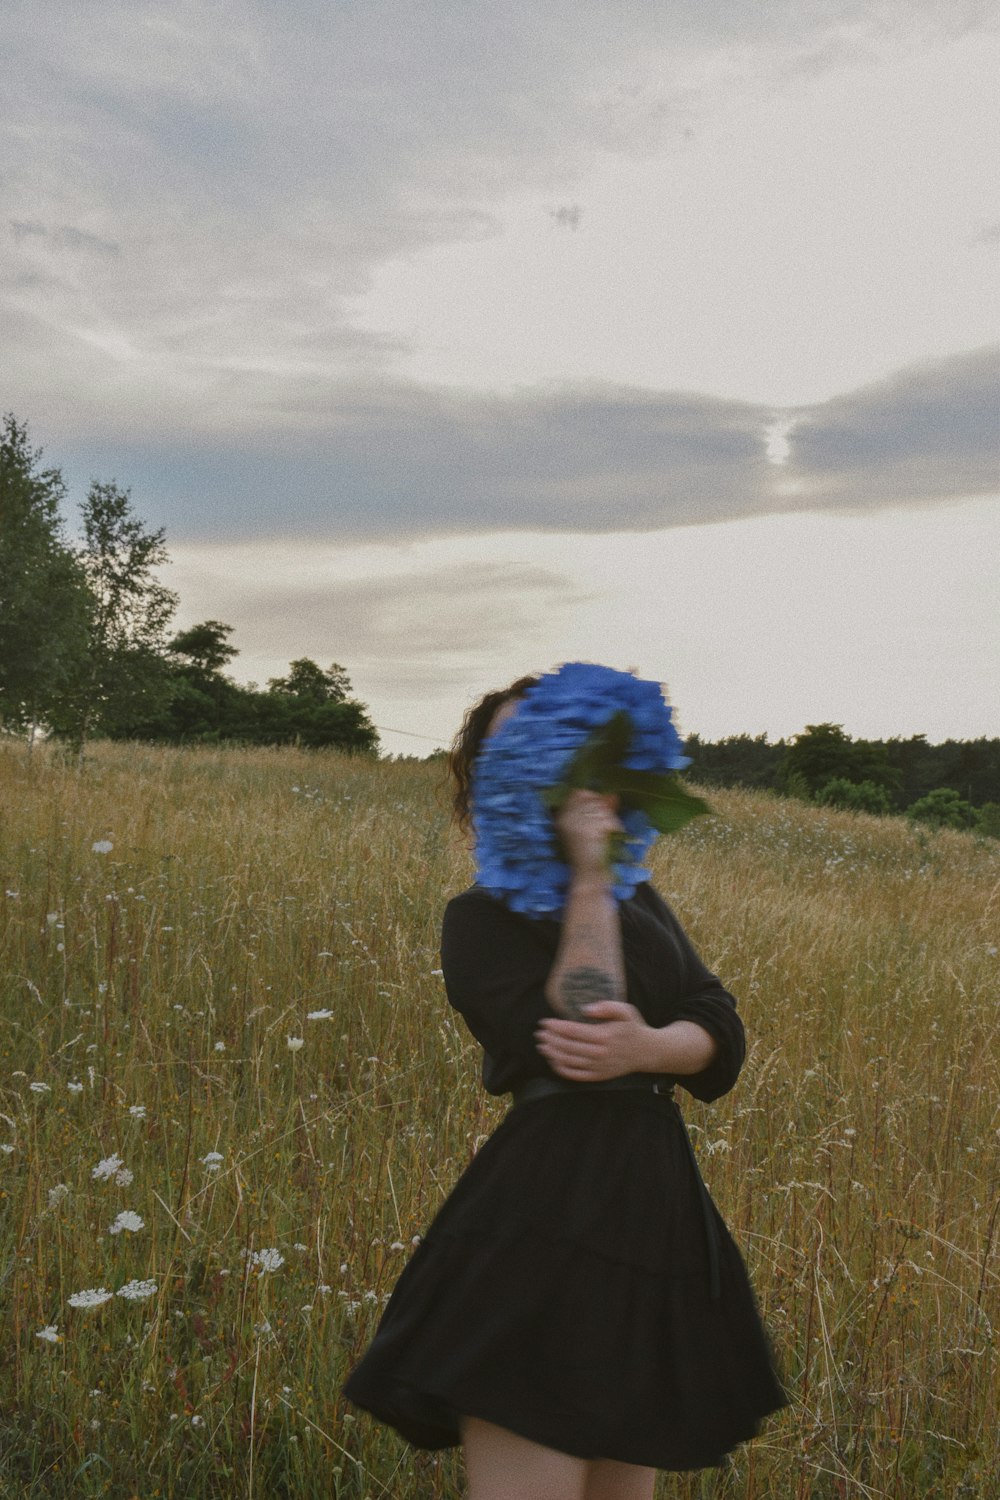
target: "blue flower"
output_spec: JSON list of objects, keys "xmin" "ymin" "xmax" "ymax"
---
[{"xmin": 471, "ymin": 663, "xmax": 691, "ymax": 917}]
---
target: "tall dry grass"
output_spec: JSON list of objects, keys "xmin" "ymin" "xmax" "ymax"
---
[{"xmin": 1, "ymin": 739, "xmax": 997, "ymax": 1498}]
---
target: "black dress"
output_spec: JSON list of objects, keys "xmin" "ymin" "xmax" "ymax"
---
[{"xmin": 343, "ymin": 883, "xmax": 786, "ymax": 1470}]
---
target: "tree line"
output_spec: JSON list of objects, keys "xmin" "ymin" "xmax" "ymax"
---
[
  {"xmin": 683, "ymin": 724, "xmax": 1000, "ymax": 836},
  {"xmin": 0, "ymin": 414, "xmax": 377, "ymax": 755}
]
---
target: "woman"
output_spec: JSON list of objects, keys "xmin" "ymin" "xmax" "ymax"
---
[{"xmin": 344, "ymin": 674, "xmax": 785, "ymax": 1500}]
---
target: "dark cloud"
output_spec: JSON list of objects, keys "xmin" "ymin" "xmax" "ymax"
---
[
  {"xmin": 9, "ymin": 221, "xmax": 121, "ymax": 257},
  {"xmin": 47, "ymin": 345, "xmax": 999, "ymax": 545},
  {"xmin": 53, "ymin": 382, "xmax": 772, "ymax": 542},
  {"xmin": 787, "ymin": 345, "xmax": 1000, "ymax": 508},
  {"xmin": 549, "ymin": 205, "xmax": 583, "ymax": 230}
]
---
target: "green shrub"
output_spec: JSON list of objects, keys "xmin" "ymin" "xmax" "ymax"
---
[
  {"xmin": 816, "ymin": 777, "xmax": 891, "ymax": 815},
  {"xmin": 906, "ymin": 787, "xmax": 977, "ymax": 830}
]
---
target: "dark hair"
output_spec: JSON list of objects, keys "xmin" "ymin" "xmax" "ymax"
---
[{"xmin": 448, "ymin": 675, "xmax": 540, "ymax": 831}]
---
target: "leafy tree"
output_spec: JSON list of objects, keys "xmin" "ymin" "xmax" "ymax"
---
[
  {"xmin": 783, "ymin": 723, "xmax": 898, "ymax": 798},
  {"xmin": 52, "ymin": 480, "xmax": 178, "ymax": 752},
  {"xmin": 682, "ymin": 732, "xmax": 785, "ymax": 791},
  {"xmin": 267, "ymin": 658, "xmax": 351, "ymax": 704},
  {"xmin": 169, "ymin": 620, "xmax": 238, "ymax": 677},
  {"xmin": 906, "ymin": 788, "xmax": 977, "ymax": 831},
  {"xmin": 0, "ymin": 414, "xmax": 90, "ymax": 739},
  {"xmin": 816, "ymin": 778, "xmax": 891, "ymax": 815},
  {"xmin": 974, "ymin": 803, "xmax": 1000, "ymax": 840}
]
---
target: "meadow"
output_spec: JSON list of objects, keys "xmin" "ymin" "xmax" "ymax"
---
[{"xmin": 1, "ymin": 739, "xmax": 998, "ymax": 1499}]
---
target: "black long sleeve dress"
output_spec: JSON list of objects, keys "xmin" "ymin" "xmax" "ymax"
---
[{"xmin": 343, "ymin": 882, "xmax": 786, "ymax": 1470}]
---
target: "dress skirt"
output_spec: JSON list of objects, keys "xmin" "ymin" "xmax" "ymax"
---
[{"xmin": 343, "ymin": 1088, "xmax": 786, "ymax": 1471}]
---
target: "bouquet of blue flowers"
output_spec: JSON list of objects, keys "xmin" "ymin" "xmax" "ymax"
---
[{"xmin": 471, "ymin": 662, "xmax": 710, "ymax": 917}]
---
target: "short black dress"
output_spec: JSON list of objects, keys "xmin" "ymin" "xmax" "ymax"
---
[{"xmin": 343, "ymin": 883, "xmax": 786, "ymax": 1470}]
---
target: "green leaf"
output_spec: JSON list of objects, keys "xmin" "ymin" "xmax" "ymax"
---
[
  {"xmin": 600, "ymin": 769, "xmax": 712, "ymax": 833},
  {"xmin": 542, "ymin": 712, "xmax": 712, "ymax": 834},
  {"xmin": 545, "ymin": 711, "xmax": 634, "ymax": 806}
]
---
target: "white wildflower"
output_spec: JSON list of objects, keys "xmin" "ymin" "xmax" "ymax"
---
[
  {"xmin": 201, "ymin": 1151, "xmax": 224, "ymax": 1169},
  {"xmin": 0, "ymin": 1143, "xmax": 14, "ymax": 1155},
  {"xmin": 29, "ymin": 1081, "xmax": 51, "ymax": 1094},
  {"xmin": 46, "ymin": 912, "xmax": 59, "ymax": 926},
  {"xmin": 191, "ymin": 1414, "xmax": 205, "ymax": 1428},
  {"xmin": 286, "ymin": 1036, "xmax": 304, "ymax": 1051},
  {"xmin": 91, "ymin": 840, "xmax": 114, "ymax": 855},
  {"xmin": 248, "ymin": 1248, "xmax": 285, "ymax": 1273},
  {"xmin": 92, "ymin": 1154, "xmax": 124, "ymax": 1181},
  {"xmin": 116, "ymin": 1279, "xmax": 157, "ymax": 1301},
  {"xmin": 306, "ymin": 1009, "xmax": 334, "ymax": 1020},
  {"xmin": 48, "ymin": 1184, "xmax": 70, "ymax": 1208},
  {"xmin": 213, "ymin": 1040, "xmax": 226, "ymax": 1052},
  {"xmin": 115, "ymin": 1167, "xmax": 134, "ymax": 1187},
  {"xmin": 67, "ymin": 1081, "xmax": 84, "ymax": 1094},
  {"xmin": 108, "ymin": 1210, "xmax": 145, "ymax": 1235},
  {"xmin": 68, "ymin": 1288, "xmax": 113, "ymax": 1309},
  {"xmin": 389, "ymin": 1241, "xmax": 405, "ymax": 1251},
  {"xmin": 128, "ymin": 1105, "xmax": 146, "ymax": 1120},
  {"xmin": 36, "ymin": 1325, "xmax": 61, "ymax": 1344}
]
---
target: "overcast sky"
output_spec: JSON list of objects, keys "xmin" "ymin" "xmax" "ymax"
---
[{"xmin": 4, "ymin": 0, "xmax": 999, "ymax": 752}]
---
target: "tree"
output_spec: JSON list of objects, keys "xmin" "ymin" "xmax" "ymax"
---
[
  {"xmin": 975, "ymin": 803, "xmax": 1000, "ymax": 840},
  {"xmin": 783, "ymin": 723, "xmax": 898, "ymax": 798},
  {"xmin": 267, "ymin": 658, "xmax": 351, "ymax": 704},
  {"xmin": 0, "ymin": 414, "xmax": 90, "ymax": 740},
  {"xmin": 906, "ymin": 788, "xmax": 977, "ymax": 831},
  {"xmin": 682, "ymin": 732, "xmax": 785, "ymax": 791},
  {"xmin": 815, "ymin": 778, "xmax": 891, "ymax": 815},
  {"xmin": 53, "ymin": 480, "xmax": 178, "ymax": 752},
  {"xmin": 169, "ymin": 620, "xmax": 238, "ymax": 677}
]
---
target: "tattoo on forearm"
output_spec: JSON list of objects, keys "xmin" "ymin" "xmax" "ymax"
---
[{"xmin": 559, "ymin": 967, "xmax": 615, "ymax": 1021}]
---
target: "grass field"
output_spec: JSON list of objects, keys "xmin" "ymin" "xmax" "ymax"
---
[{"xmin": 1, "ymin": 739, "xmax": 998, "ymax": 1499}]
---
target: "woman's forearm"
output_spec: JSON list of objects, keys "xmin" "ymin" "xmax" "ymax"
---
[
  {"xmin": 545, "ymin": 872, "xmax": 626, "ymax": 1019},
  {"xmin": 639, "ymin": 1019, "xmax": 718, "ymax": 1076}
]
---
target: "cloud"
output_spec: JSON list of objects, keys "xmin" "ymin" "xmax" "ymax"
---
[
  {"xmin": 787, "ymin": 344, "xmax": 1000, "ymax": 508},
  {"xmin": 167, "ymin": 550, "xmax": 589, "ymax": 700},
  {"xmin": 9, "ymin": 220, "xmax": 121, "ymax": 256},
  {"xmin": 549, "ymin": 205, "xmax": 584, "ymax": 231},
  {"xmin": 47, "ymin": 345, "xmax": 998, "ymax": 545},
  {"xmin": 4, "ymin": 1, "xmax": 991, "ymax": 424}
]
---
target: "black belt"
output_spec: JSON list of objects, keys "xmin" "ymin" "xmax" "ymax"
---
[{"xmin": 510, "ymin": 1075, "xmax": 722, "ymax": 1300}]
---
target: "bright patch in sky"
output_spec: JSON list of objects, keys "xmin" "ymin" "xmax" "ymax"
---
[{"xmin": 346, "ymin": 31, "xmax": 1000, "ymax": 407}]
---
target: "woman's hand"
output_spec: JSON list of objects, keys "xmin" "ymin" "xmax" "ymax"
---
[
  {"xmin": 555, "ymin": 789, "xmax": 622, "ymax": 878},
  {"xmin": 534, "ymin": 1000, "xmax": 656, "ymax": 1081}
]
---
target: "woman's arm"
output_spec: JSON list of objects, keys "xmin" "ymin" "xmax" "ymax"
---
[
  {"xmin": 535, "ymin": 1004, "xmax": 718, "ymax": 1081},
  {"xmin": 544, "ymin": 792, "xmax": 626, "ymax": 1019}
]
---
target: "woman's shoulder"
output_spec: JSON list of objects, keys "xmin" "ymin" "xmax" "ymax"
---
[{"xmin": 626, "ymin": 881, "xmax": 676, "ymax": 923}]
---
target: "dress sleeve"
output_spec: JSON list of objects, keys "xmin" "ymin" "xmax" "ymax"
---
[
  {"xmin": 640, "ymin": 886, "xmax": 746, "ymax": 1104},
  {"xmin": 440, "ymin": 891, "xmax": 560, "ymax": 1081}
]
